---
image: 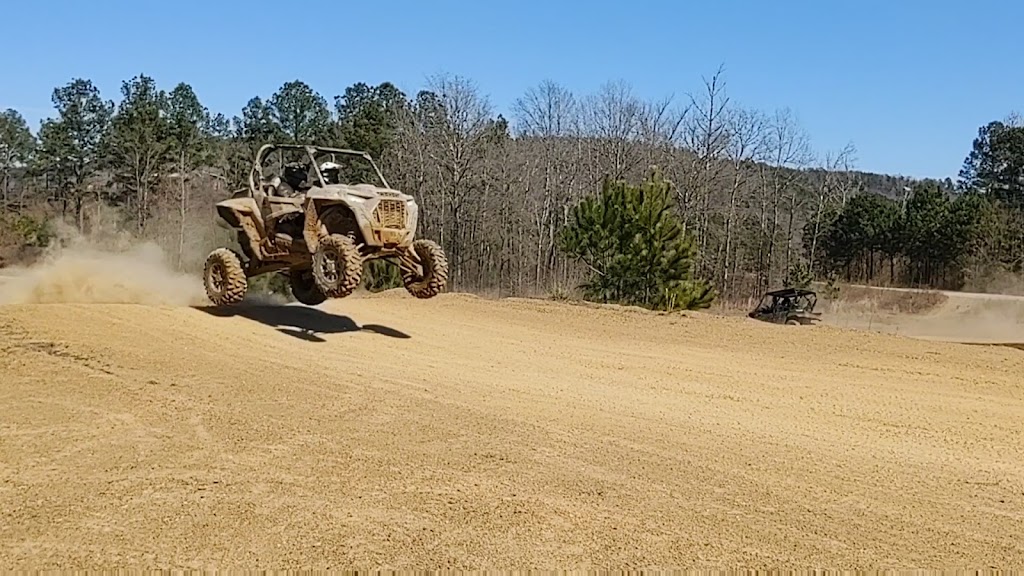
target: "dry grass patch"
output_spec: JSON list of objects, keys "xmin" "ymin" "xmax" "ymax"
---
[{"xmin": 830, "ymin": 285, "xmax": 947, "ymax": 315}]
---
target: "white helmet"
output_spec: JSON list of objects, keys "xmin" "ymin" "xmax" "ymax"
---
[{"xmin": 320, "ymin": 161, "xmax": 342, "ymax": 183}]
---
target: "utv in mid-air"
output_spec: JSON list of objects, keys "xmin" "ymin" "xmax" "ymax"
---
[
  {"xmin": 202, "ymin": 143, "xmax": 448, "ymax": 306},
  {"xmin": 748, "ymin": 288, "xmax": 821, "ymax": 325}
]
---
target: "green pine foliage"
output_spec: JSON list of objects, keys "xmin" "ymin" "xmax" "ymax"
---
[
  {"xmin": 784, "ymin": 261, "xmax": 814, "ymax": 289},
  {"xmin": 247, "ymin": 272, "xmax": 291, "ymax": 298},
  {"xmin": 363, "ymin": 259, "xmax": 403, "ymax": 292},
  {"xmin": 808, "ymin": 178, "xmax": 1023, "ymax": 288},
  {"xmin": 559, "ymin": 170, "xmax": 715, "ymax": 311},
  {"xmin": 2, "ymin": 213, "xmax": 52, "ymax": 247}
]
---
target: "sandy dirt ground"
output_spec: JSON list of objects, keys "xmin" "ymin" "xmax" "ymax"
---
[{"xmin": 2, "ymin": 280, "xmax": 1024, "ymax": 569}]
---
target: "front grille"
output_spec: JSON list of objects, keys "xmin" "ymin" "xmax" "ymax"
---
[{"xmin": 374, "ymin": 199, "xmax": 406, "ymax": 229}]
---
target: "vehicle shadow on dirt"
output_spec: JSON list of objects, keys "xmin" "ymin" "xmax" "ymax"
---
[{"xmin": 194, "ymin": 303, "xmax": 411, "ymax": 342}]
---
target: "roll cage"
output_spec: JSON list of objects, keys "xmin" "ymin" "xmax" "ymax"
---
[
  {"xmin": 753, "ymin": 288, "xmax": 817, "ymax": 315},
  {"xmin": 247, "ymin": 143, "xmax": 391, "ymax": 194}
]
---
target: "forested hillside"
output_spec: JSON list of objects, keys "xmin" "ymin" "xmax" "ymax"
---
[{"xmin": 1, "ymin": 69, "xmax": 1021, "ymax": 305}]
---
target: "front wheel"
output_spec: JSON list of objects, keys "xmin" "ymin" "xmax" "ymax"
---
[
  {"xmin": 402, "ymin": 239, "xmax": 448, "ymax": 299},
  {"xmin": 204, "ymin": 248, "xmax": 248, "ymax": 306},
  {"xmin": 311, "ymin": 233, "xmax": 363, "ymax": 298}
]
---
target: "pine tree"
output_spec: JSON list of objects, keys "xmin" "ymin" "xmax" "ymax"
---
[{"xmin": 559, "ymin": 170, "xmax": 715, "ymax": 310}]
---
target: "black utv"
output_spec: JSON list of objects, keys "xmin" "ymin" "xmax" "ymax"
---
[{"xmin": 748, "ymin": 288, "xmax": 822, "ymax": 325}]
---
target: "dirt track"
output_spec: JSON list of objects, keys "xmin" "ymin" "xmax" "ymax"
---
[{"xmin": 2, "ymin": 291, "xmax": 1023, "ymax": 568}]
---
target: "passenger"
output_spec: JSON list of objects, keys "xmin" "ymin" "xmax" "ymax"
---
[{"xmin": 320, "ymin": 161, "xmax": 343, "ymax": 185}]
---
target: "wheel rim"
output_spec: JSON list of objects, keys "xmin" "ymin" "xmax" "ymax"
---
[
  {"xmin": 408, "ymin": 245, "xmax": 431, "ymax": 283},
  {"xmin": 209, "ymin": 263, "xmax": 225, "ymax": 294},
  {"xmin": 320, "ymin": 248, "xmax": 340, "ymax": 284}
]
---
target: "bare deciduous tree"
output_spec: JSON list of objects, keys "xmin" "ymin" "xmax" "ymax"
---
[
  {"xmin": 680, "ymin": 65, "xmax": 731, "ymax": 265},
  {"xmin": 16, "ymin": 69, "xmax": 974, "ymax": 306}
]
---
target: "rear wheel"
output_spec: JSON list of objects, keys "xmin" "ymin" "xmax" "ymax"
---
[
  {"xmin": 311, "ymin": 233, "xmax": 363, "ymax": 298},
  {"xmin": 402, "ymin": 239, "xmax": 448, "ymax": 299},
  {"xmin": 204, "ymin": 248, "xmax": 248, "ymax": 306},
  {"xmin": 289, "ymin": 268, "xmax": 327, "ymax": 306}
]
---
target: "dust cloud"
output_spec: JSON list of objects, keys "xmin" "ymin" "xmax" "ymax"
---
[
  {"xmin": 898, "ymin": 297, "xmax": 1024, "ymax": 344},
  {"xmin": 823, "ymin": 291, "xmax": 1024, "ymax": 344},
  {"xmin": 0, "ymin": 222, "xmax": 208, "ymax": 306}
]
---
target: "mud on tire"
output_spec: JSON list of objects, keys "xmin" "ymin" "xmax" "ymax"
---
[
  {"xmin": 311, "ymin": 233, "xmax": 363, "ymax": 299},
  {"xmin": 289, "ymin": 267, "xmax": 327, "ymax": 306},
  {"xmin": 403, "ymin": 239, "xmax": 448, "ymax": 299},
  {"xmin": 204, "ymin": 248, "xmax": 248, "ymax": 306}
]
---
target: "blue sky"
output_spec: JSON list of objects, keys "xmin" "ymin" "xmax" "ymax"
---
[{"xmin": 1, "ymin": 0, "xmax": 1020, "ymax": 180}]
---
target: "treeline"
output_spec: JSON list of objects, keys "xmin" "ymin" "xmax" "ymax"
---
[
  {"xmin": 809, "ymin": 116, "xmax": 1024, "ymax": 291},
  {"xmin": 0, "ymin": 69, "xmax": 1020, "ymax": 304}
]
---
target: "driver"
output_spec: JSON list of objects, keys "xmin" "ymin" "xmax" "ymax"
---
[{"xmin": 278, "ymin": 162, "xmax": 308, "ymax": 196}]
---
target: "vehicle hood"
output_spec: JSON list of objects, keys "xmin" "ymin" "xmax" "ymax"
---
[{"xmin": 307, "ymin": 183, "xmax": 414, "ymax": 202}]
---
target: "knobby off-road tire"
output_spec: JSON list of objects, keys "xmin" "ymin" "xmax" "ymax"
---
[
  {"xmin": 289, "ymin": 268, "xmax": 327, "ymax": 306},
  {"xmin": 204, "ymin": 248, "xmax": 248, "ymax": 306},
  {"xmin": 311, "ymin": 233, "xmax": 363, "ymax": 299},
  {"xmin": 403, "ymin": 239, "xmax": 448, "ymax": 299}
]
